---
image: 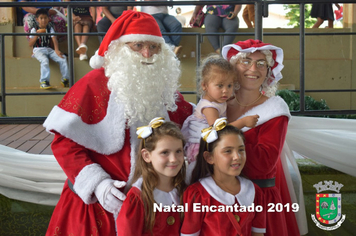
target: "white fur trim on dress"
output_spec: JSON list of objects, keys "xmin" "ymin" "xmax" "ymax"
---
[
  {"xmin": 118, "ymin": 34, "xmax": 164, "ymax": 44},
  {"xmin": 43, "ymin": 92, "xmax": 126, "ymax": 155},
  {"xmin": 239, "ymin": 96, "xmax": 291, "ymax": 132},
  {"xmin": 73, "ymin": 163, "xmax": 110, "ymax": 204}
]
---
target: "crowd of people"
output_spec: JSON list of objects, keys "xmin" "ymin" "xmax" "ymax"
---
[
  {"xmin": 41, "ymin": 9, "xmax": 308, "ymax": 236},
  {"xmin": 21, "ymin": 2, "xmax": 344, "ymax": 90}
]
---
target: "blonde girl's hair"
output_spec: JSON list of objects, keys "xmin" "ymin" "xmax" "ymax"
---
[
  {"xmin": 229, "ymin": 50, "xmax": 278, "ymax": 97},
  {"xmin": 132, "ymin": 121, "xmax": 187, "ymax": 233},
  {"xmin": 190, "ymin": 125, "xmax": 245, "ymax": 185},
  {"xmin": 197, "ymin": 54, "xmax": 238, "ymax": 96}
]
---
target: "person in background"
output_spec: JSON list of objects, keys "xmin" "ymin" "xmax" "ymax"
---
[
  {"xmin": 43, "ymin": 10, "xmax": 192, "ymax": 235},
  {"xmin": 67, "ymin": 0, "xmax": 96, "ymax": 60},
  {"xmin": 175, "ymin": 7, "xmax": 186, "ymax": 27},
  {"xmin": 190, "ymin": 4, "xmax": 242, "ymax": 54},
  {"xmin": 141, "ymin": 0, "xmax": 183, "ymax": 55},
  {"xmin": 96, "ymin": 0, "xmax": 133, "ymax": 44},
  {"xmin": 29, "ymin": 8, "xmax": 69, "ymax": 89},
  {"xmin": 20, "ymin": 0, "xmax": 67, "ymax": 42},
  {"xmin": 242, "ymin": 4, "xmax": 254, "ymax": 28},
  {"xmin": 116, "ymin": 118, "xmax": 186, "ymax": 235},
  {"xmin": 311, "ymin": 3, "xmax": 341, "ymax": 28}
]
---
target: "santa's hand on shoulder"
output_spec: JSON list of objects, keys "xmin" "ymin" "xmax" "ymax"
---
[{"xmin": 94, "ymin": 179, "xmax": 126, "ymax": 215}]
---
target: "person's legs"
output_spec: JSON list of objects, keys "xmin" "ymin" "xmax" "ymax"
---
[
  {"xmin": 221, "ymin": 16, "xmax": 239, "ymax": 47},
  {"xmin": 74, "ymin": 23, "xmax": 83, "ymax": 47},
  {"xmin": 97, "ymin": 17, "xmax": 112, "ymax": 43},
  {"xmin": 81, "ymin": 24, "xmax": 91, "ymax": 45},
  {"xmin": 48, "ymin": 49, "xmax": 69, "ymax": 80},
  {"xmin": 161, "ymin": 14, "xmax": 182, "ymax": 46},
  {"xmin": 312, "ymin": 17, "xmax": 324, "ymax": 28},
  {"xmin": 242, "ymin": 6, "xmax": 253, "ymax": 28},
  {"xmin": 152, "ymin": 13, "xmax": 173, "ymax": 45},
  {"xmin": 204, "ymin": 14, "xmax": 223, "ymax": 52},
  {"xmin": 33, "ymin": 49, "xmax": 50, "ymax": 83},
  {"xmin": 247, "ymin": 5, "xmax": 255, "ymax": 27},
  {"xmin": 327, "ymin": 19, "xmax": 334, "ymax": 28}
]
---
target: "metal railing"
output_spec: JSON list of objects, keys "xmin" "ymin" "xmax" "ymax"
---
[{"xmin": 0, "ymin": 1, "xmax": 356, "ymax": 123}]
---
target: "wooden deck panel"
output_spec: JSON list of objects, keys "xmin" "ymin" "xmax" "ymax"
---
[{"xmin": 0, "ymin": 124, "xmax": 53, "ymax": 155}]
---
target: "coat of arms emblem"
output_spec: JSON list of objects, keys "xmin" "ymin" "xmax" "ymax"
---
[{"xmin": 311, "ymin": 180, "xmax": 346, "ymax": 231}]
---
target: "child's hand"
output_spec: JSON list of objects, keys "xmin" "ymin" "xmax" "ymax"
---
[
  {"xmin": 55, "ymin": 50, "xmax": 64, "ymax": 58},
  {"xmin": 73, "ymin": 16, "xmax": 81, "ymax": 22},
  {"xmin": 244, "ymin": 114, "xmax": 259, "ymax": 128},
  {"xmin": 37, "ymin": 28, "xmax": 46, "ymax": 33}
]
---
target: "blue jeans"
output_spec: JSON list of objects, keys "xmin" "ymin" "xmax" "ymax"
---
[
  {"xmin": 204, "ymin": 14, "xmax": 239, "ymax": 51},
  {"xmin": 151, "ymin": 13, "xmax": 182, "ymax": 46},
  {"xmin": 33, "ymin": 48, "xmax": 69, "ymax": 83}
]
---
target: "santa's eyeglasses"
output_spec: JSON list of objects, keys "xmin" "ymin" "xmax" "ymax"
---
[{"xmin": 126, "ymin": 42, "xmax": 161, "ymax": 54}]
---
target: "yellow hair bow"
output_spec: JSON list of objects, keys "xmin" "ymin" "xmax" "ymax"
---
[
  {"xmin": 201, "ymin": 117, "xmax": 227, "ymax": 143},
  {"xmin": 136, "ymin": 117, "xmax": 165, "ymax": 139}
]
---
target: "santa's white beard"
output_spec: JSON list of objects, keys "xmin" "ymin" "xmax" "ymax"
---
[{"xmin": 104, "ymin": 44, "xmax": 180, "ymax": 126}]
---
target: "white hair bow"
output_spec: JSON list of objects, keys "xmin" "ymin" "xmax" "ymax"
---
[
  {"xmin": 201, "ymin": 117, "xmax": 228, "ymax": 143},
  {"xmin": 136, "ymin": 117, "xmax": 165, "ymax": 139}
]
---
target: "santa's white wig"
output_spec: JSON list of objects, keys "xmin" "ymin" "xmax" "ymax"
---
[{"xmin": 104, "ymin": 39, "xmax": 180, "ymax": 126}]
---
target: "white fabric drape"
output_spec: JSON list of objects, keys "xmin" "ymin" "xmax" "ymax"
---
[
  {"xmin": 286, "ymin": 116, "xmax": 356, "ymax": 177},
  {"xmin": 0, "ymin": 116, "xmax": 355, "ymax": 208}
]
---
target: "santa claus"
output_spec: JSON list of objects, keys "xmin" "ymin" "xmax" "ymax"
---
[{"xmin": 43, "ymin": 10, "xmax": 192, "ymax": 235}]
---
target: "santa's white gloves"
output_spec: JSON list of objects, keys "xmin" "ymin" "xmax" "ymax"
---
[
  {"xmin": 94, "ymin": 179, "xmax": 126, "ymax": 215},
  {"xmin": 188, "ymin": 120, "xmax": 209, "ymax": 143}
]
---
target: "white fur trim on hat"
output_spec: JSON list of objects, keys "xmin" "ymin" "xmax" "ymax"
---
[
  {"xmin": 118, "ymin": 34, "xmax": 164, "ymax": 44},
  {"xmin": 90, "ymin": 49, "xmax": 104, "ymax": 69}
]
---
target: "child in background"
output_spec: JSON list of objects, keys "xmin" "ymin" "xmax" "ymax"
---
[
  {"xmin": 181, "ymin": 118, "xmax": 266, "ymax": 236},
  {"xmin": 29, "ymin": 8, "xmax": 69, "ymax": 89},
  {"xmin": 181, "ymin": 55, "xmax": 259, "ymax": 163},
  {"xmin": 68, "ymin": 0, "xmax": 96, "ymax": 60},
  {"xmin": 116, "ymin": 117, "xmax": 186, "ymax": 236}
]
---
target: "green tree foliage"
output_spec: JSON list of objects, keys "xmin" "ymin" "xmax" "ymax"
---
[{"xmin": 283, "ymin": 4, "xmax": 316, "ymax": 28}]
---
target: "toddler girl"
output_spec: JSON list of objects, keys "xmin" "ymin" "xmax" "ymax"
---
[
  {"xmin": 181, "ymin": 118, "xmax": 266, "ymax": 236},
  {"xmin": 116, "ymin": 117, "xmax": 186, "ymax": 236},
  {"xmin": 182, "ymin": 55, "xmax": 259, "ymax": 163}
]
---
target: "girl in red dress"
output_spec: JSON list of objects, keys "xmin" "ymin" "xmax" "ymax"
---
[
  {"xmin": 116, "ymin": 117, "xmax": 186, "ymax": 236},
  {"xmin": 181, "ymin": 118, "xmax": 266, "ymax": 236}
]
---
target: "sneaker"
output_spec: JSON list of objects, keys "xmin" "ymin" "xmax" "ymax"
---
[
  {"xmin": 79, "ymin": 54, "xmax": 88, "ymax": 61},
  {"xmin": 76, "ymin": 44, "xmax": 88, "ymax": 55},
  {"xmin": 61, "ymin": 78, "xmax": 69, "ymax": 87},
  {"xmin": 40, "ymin": 81, "xmax": 52, "ymax": 89}
]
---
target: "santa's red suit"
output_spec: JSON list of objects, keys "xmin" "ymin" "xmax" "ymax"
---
[{"xmin": 43, "ymin": 68, "xmax": 192, "ymax": 235}]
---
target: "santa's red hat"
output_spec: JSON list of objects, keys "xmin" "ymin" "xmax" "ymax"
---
[
  {"xmin": 222, "ymin": 39, "xmax": 284, "ymax": 85},
  {"xmin": 90, "ymin": 10, "xmax": 164, "ymax": 69}
]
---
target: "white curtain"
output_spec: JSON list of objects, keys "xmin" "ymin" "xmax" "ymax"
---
[{"xmin": 0, "ymin": 116, "xmax": 355, "ymax": 207}]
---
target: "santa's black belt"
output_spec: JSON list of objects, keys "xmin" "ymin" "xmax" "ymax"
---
[
  {"xmin": 251, "ymin": 177, "xmax": 275, "ymax": 188},
  {"xmin": 67, "ymin": 179, "xmax": 77, "ymax": 195}
]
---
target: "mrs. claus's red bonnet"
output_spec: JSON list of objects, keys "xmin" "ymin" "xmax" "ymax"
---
[{"xmin": 222, "ymin": 39, "xmax": 284, "ymax": 85}]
